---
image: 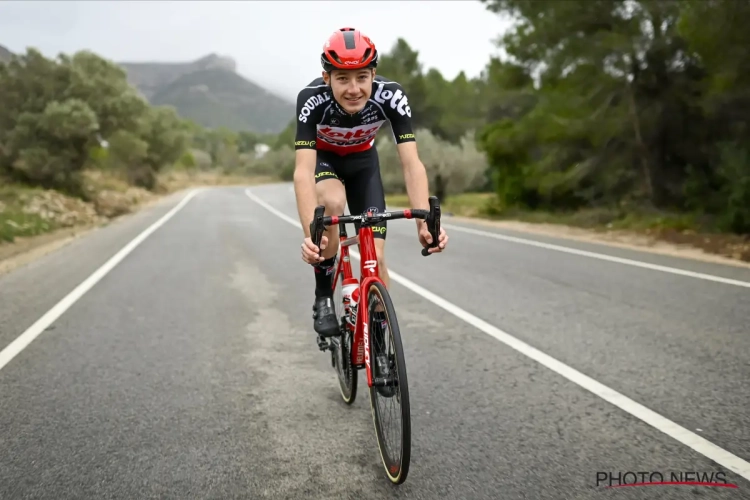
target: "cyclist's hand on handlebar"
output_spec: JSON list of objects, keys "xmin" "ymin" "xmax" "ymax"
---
[
  {"xmin": 418, "ymin": 225, "xmax": 448, "ymax": 255},
  {"xmin": 301, "ymin": 235, "xmax": 327, "ymax": 264}
]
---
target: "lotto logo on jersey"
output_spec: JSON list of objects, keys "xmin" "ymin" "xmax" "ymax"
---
[
  {"xmin": 298, "ymin": 92, "xmax": 331, "ymax": 123},
  {"xmin": 373, "ymin": 83, "xmax": 411, "ymax": 117},
  {"xmin": 317, "ymin": 121, "xmax": 384, "ymax": 147}
]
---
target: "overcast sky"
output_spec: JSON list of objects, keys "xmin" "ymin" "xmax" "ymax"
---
[{"xmin": 0, "ymin": 0, "xmax": 513, "ymax": 102}]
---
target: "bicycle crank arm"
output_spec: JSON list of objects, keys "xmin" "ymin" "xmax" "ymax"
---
[{"xmin": 316, "ymin": 335, "xmax": 333, "ymax": 352}]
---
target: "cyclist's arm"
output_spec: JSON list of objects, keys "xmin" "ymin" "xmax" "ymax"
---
[
  {"xmin": 397, "ymin": 142, "xmax": 430, "ymax": 230},
  {"xmin": 294, "ymin": 149, "xmax": 317, "ymax": 238},
  {"xmin": 292, "ymin": 88, "xmax": 322, "ymax": 238},
  {"xmin": 385, "ymin": 82, "xmax": 430, "ymax": 227}
]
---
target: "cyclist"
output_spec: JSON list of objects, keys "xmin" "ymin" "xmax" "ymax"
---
[{"xmin": 293, "ymin": 27, "xmax": 448, "ymax": 338}]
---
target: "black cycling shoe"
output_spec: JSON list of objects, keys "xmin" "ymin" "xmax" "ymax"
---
[{"xmin": 312, "ymin": 296, "xmax": 340, "ymax": 338}]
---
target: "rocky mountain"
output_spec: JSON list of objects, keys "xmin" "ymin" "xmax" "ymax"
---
[
  {"xmin": 118, "ymin": 53, "xmax": 238, "ymax": 101},
  {"xmin": 119, "ymin": 53, "xmax": 294, "ymax": 134}
]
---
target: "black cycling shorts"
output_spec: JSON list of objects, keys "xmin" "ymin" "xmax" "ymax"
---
[{"xmin": 314, "ymin": 146, "xmax": 387, "ymax": 239}]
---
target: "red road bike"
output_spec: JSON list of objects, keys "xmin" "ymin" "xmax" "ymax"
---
[{"xmin": 309, "ymin": 196, "xmax": 441, "ymax": 485}]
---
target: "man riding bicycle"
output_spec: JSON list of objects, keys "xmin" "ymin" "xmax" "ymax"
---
[{"xmin": 293, "ymin": 27, "xmax": 449, "ymax": 338}]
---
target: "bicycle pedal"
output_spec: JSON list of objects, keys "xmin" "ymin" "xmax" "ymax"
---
[{"xmin": 316, "ymin": 336, "xmax": 331, "ymax": 351}]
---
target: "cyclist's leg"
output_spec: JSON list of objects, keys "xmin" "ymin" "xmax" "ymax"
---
[
  {"xmin": 341, "ymin": 146, "xmax": 390, "ymax": 289},
  {"xmin": 311, "ymin": 154, "xmax": 346, "ymax": 337},
  {"xmin": 314, "ymin": 159, "xmax": 346, "ymax": 267}
]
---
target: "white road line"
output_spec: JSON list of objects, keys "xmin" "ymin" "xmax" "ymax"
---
[
  {"xmin": 0, "ymin": 189, "xmax": 202, "ymax": 372},
  {"xmin": 246, "ymin": 189, "xmax": 304, "ymax": 228},
  {"xmin": 443, "ymin": 223, "xmax": 750, "ymax": 289},
  {"xmin": 244, "ymin": 187, "xmax": 750, "ymax": 483}
]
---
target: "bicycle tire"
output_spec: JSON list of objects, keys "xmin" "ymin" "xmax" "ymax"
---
[
  {"xmin": 332, "ymin": 268, "xmax": 357, "ymax": 405},
  {"xmin": 366, "ymin": 280, "xmax": 411, "ymax": 485}
]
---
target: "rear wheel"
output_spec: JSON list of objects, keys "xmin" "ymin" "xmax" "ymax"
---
[
  {"xmin": 331, "ymin": 261, "xmax": 357, "ymax": 405},
  {"xmin": 366, "ymin": 280, "xmax": 411, "ymax": 485}
]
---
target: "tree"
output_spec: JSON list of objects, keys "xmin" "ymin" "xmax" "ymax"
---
[
  {"xmin": 377, "ymin": 128, "xmax": 487, "ymax": 202},
  {"xmin": 0, "ymin": 47, "xmax": 196, "ymax": 193},
  {"xmin": 474, "ymin": 0, "xmax": 750, "ymax": 233}
]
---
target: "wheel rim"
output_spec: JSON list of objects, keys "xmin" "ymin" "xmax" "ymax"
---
[{"xmin": 368, "ymin": 289, "xmax": 403, "ymax": 471}]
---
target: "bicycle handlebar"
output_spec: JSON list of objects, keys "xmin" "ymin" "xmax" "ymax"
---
[{"xmin": 309, "ymin": 195, "xmax": 442, "ymax": 257}]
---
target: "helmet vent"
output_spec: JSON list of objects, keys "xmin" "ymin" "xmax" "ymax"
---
[
  {"xmin": 327, "ymin": 51, "xmax": 343, "ymax": 64},
  {"xmin": 342, "ymin": 31, "xmax": 356, "ymax": 50}
]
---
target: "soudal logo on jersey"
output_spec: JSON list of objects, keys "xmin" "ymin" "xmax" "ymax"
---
[
  {"xmin": 298, "ymin": 93, "xmax": 331, "ymax": 123},
  {"xmin": 317, "ymin": 121, "xmax": 385, "ymax": 147},
  {"xmin": 373, "ymin": 83, "xmax": 411, "ymax": 117}
]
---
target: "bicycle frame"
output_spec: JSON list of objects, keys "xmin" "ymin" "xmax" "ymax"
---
[
  {"xmin": 309, "ymin": 197, "xmax": 441, "ymax": 389},
  {"xmin": 332, "ymin": 219, "xmax": 381, "ymax": 388}
]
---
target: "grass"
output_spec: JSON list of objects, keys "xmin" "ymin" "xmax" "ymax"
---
[
  {"xmin": 0, "ymin": 209, "xmax": 58, "ymax": 243},
  {"xmin": 490, "ymin": 207, "xmax": 700, "ymax": 233},
  {"xmin": 386, "ymin": 192, "xmax": 701, "ymax": 232},
  {"xmin": 0, "ymin": 184, "xmax": 58, "ymax": 243}
]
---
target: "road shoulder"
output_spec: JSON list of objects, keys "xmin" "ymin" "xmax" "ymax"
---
[
  {"xmin": 0, "ymin": 188, "xmax": 190, "ymax": 277},
  {"xmin": 0, "ymin": 174, "xmax": 277, "ymax": 277}
]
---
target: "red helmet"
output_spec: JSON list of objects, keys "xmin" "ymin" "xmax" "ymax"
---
[{"xmin": 321, "ymin": 27, "xmax": 379, "ymax": 72}]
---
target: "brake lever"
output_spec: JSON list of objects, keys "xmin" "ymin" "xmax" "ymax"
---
[
  {"xmin": 421, "ymin": 196, "xmax": 441, "ymax": 257},
  {"xmin": 309, "ymin": 205, "xmax": 326, "ymax": 261}
]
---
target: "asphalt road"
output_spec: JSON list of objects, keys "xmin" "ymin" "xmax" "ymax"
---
[{"xmin": 1, "ymin": 182, "xmax": 749, "ymax": 499}]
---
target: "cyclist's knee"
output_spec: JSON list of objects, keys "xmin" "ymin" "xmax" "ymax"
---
[{"xmin": 317, "ymin": 187, "xmax": 346, "ymax": 215}]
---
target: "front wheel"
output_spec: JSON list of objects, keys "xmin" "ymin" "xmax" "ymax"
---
[{"xmin": 366, "ymin": 280, "xmax": 411, "ymax": 485}]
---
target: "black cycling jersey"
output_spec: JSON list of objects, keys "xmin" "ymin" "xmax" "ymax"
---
[{"xmin": 294, "ymin": 75, "xmax": 416, "ymax": 156}]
